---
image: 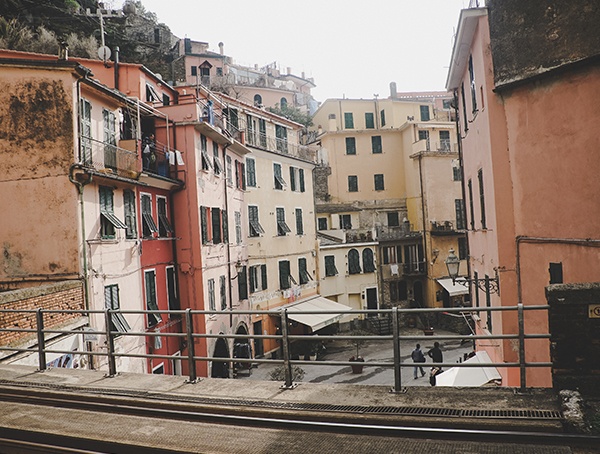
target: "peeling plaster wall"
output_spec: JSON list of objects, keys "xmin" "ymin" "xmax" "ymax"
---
[
  {"xmin": 488, "ymin": 0, "xmax": 600, "ymax": 87},
  {"xmin": 0, "ymin": 68, "xmax": 79, "ymax": 283}
]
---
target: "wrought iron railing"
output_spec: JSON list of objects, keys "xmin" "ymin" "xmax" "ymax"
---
[
  {"xmin": 0, "ymin": 305, "xmax": 551, "ymax": 392},
  {"xmin": 80, "ymin": 136, "xmax": 139, "ymax": 179}
]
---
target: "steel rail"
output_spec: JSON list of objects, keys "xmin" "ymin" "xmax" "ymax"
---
[{"xmin": 0, "ymin": 386, "xmax": 597, "ymax": 449}]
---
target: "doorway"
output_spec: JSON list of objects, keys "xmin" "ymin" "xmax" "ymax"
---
[
  {"xmin": 366, "ymin": 287, "xmax": 378, "ymax": 315},
  {"xmin": 211, "ymin": 337, "xmax": 230, "ymax": 378}
]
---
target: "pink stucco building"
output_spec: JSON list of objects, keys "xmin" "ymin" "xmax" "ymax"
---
[{"xmin": 447, "ymin": 2, "xmax": 600, "ymax": 387}]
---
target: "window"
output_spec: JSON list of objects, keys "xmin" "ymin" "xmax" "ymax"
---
[
  {"xmin": 418, "ymin": 130, "xmax": 430, "ymax": 150},
  {"xmin": 443, "ymin": 99, "xmax": 452, "ymax": 110},
  {"xmin": 461, "ymin": 82, "xmax": 469, "ymax": 133},
  {"xmin": 374, "ymin": 174, "xmax": 385, "ymax": 191},
  {"xmin": 166, "ymin": 266, "xmax": 179, "ymax": 311},
  {"xmin": 468, "ymin": 55, "xmax": 477, "ymax": 113},
  {"xmin": 280, "ymin": 97, "xmax": 287, "ymax": 108},
  {"xmin": 213, "ymin": 142, "xmax": 222, "ymax": 175},
  {"xmin": 348, "ymin": 249, "xmax": 361, "ymax": 274},
  {"xmin": 420, "ymin": 105, "xmax": 430, "ymax": 121},
  {"xmin": 235, "ymin": 160, "xmax": 246, "ymax": 189},
  {"xmin": 348, "ymin": 175, "xmax": 358, "ymax": 192},
  {"xmin": 100, "ymin": 187, "xmax": 126, "ymax": 239},
  {"xmin": 259, "ymin": 119, "xmax": 267, "ymax": 147},
  {"xmin": 220, "ymin": 275, "xmax": 227, "ymax": 310},
  {"xmin": 104, "ymin": 285, "xmax": 130, "ymax": 334},
  {"xmin": 317, "ymin": 217, "xmax": 328, "ymax": 231},
  {"xmin": 380, "ymin": 109, "xmax": 386, "ymax": 127},
  {"xmin": 289, "ymin": 166, "xmax": 297, "ymax": 191},
  {"xmin": 298, "ymin": 168, "xmax": 305, "ymax": 192},
  {"xmin": 207, "ymin": 278, "xmax": 215, "ymax": 311},
  {"xmin": 140, "ymin": 194, "xmax": 158, "ymax": 238},
  {"xmin": 276, "ymin": 207, "xmax": 291, "ymax": 236},
  {"xmin": 211, "ymin": 207, "xmax": 221, "ymax": 244},
  {"xmin": 468, "ymin": 179, "xmax": 475, "ymax": 230},
  {"xmin": 458, "ymin": 237, "xmax": 468, "ymax": 261},
  {"xmin": 253, "ymin": 94, "xmax": 262, "ymax": 106},
  {"xmin": 345, "ymin": 137, "xmax": 356, "ymax": 155},
  {"xmin": 200, "ymin": 206, "xmax": 209, "ymax": 244},
  {"xmin": 246, "ymin": 157, "xmax": 256, "ymax": 187},
  {"xmin": 365, "ymin": 112, "xmax": 375, "ymax": 129},
  {"xmin": 248, "ymin": 206, "xmax": 264, "ymax": 237},
  {"xmin": 455, "ymin": 199, "xmax": 466, "ymax": 230},
  {"xmin": 453, "ymin": 164, "xmax": 462, "ymax": 181},
  {"xmin": 279, "ymin": 260, "xmax": 294, "ymax": 289},
  {"xmin": 123, "ymin": 190, "xmax": 137, "ymax": 239},
  {"xmin": 390, "ymin": 281, "xmax": 408, "ymax": 302},
  {"xmin": 344, "ymin": 112, "xmax": 354, "ymax": 129},
  {"xmin": 440, "ymin": 131, "xmax": 451, "ymax": 151},
  {"xmin": 363, "ymin": 248, "xmax": 375, "ymax": 273},
  {"xmin": 339, "ymin": 214, "xmax": 352, "ymax": 230},
  {"xmin": 295, "ymin": 208, "xmax": 304, "ymax": 235},
  {"xmin": 382, "ymin": 245, "xmax": 403, "ymax": 265},
  {"xmin": 145, "ymin": 270, "xmax": 161, "ymax": 326},
  {"xmin": 478, "ymin": 169, "xmax": 487, "ymax": 229},
  {"xmin": 250, "ymin": 265, "xmax": 266, "ymax": 293},
  {"xmin": 387, "ymin": 212, "xmax": 399, "ymax": 227},
  {"xmin": 275, "ymin": 125, "xmax": 288, "ymax": 153},
  {"xmin": 298, "ymin": 257, "xmax": 311, "ymax": 284},
  {"xmin": 226, "ymin": 156, "xmax": 233, "ymax": 185},
  {"xmin": 200, "ymin": 134, "xmax": 212, "ymax": 171},
  {"xmin": 157, "ymin": 197, "xmax": 173, "ymax": 238},
  {"xmin": 235, "ymin": 211, "xmax": 242, "ymax": 244},
  {"xmin": 371, "ymin": 136, "xmax": 382, "ymax": 154},
  {"xmin": 191, "ymin": 66, "xmax": 197, "ymax": 76},
  {"xmin": 162, "ymin": 94, "xmax": 170, "ymax": 107},
  {"xmin": 549, "ymin": 262, "xmax": 563, "ymax": 284},
  {"xmin": 103, "ymin": 109, "xmax": 117, "ymax": 169},
  {"xmin": 324, "ymin": 256, "xmax": 338, "ymax": 277},
  {"xmin": 222, "ymin": 210, "xmax": 228, "ymax": 244},
  {"xmin": 238, "ymin": 266, "xmax": 248, "ymax": 300},
  {"xmin": 273, "ymin": 163, "xmax": 286, "ymax": 189},
  {"xmin": 80, "ymin": 99, "xmax": 92, "ymax": 163}
]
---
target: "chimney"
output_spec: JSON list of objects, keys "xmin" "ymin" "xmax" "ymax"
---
[
  {"xmin": 218, "ymin": 42, "xmax": 224, "ymax": 55},
  {"xmin": 58, "ymin": 41, "xmax": 68, "ymax": 61},
  {"xmin": 390, "ymin": 81, "xmax": 397, "ymax": 99},
  {"xmin": 301, "ymin": 71, "xmax": 305, "ymax": 79},
  {"xmin": 328, "ymin": 113, "xmax": 337, "ymax": 132},
  {"xmin": 287, "ymin": 67, "xmax": 291, "ymax": 75},
  {"xmin": 254, "ymin": 64, "xmax": 258, "ymax": 70},
  {"xmin": 113, "ymin": 46, "xmax": 120, "ymax": 90}
]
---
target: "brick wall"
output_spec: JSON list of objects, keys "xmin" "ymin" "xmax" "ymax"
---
[
  {"xmin": 0, "ymin": 281, "xmax": 84, "ymax": 347},
  {"xmin": 547, "ymin": 282, "xmax": 600, "ymax": 396}
]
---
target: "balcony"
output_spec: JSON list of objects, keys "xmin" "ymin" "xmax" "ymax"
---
[
  {"xmin": 375, "ymin": 225, "xmax": 421, "ymax": 242},
  {"xmin": 141, "ymin": 138, "xmax": 179, "ymax": 179},
  {"xmin": 245, "ymin": 130, "xmax": 316, "ymax": 163},
  {"xmin": 79, "ymin": 136, "xmax": 140, "ymax": 179},
  {"xmin": 430, "ymin": 220, "xmax": 463, "ymax": 236},
  {"xmin": 403, "ymin": 261, "xmax": 426, "ymax": 275}
]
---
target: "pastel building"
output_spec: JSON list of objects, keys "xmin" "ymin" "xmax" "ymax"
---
[{"xmin": 446, "ymin": 1, "xmax": 600, "ymax": 386}]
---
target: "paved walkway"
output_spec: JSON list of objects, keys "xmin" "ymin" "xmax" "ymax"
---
[{"xmin": 241, "ymin": 329, "xmax": 475, "ymax": 387}]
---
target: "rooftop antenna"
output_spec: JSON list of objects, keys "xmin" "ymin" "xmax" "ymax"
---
[{"xmin": 97, "ymin": 7, "xmax": 111, "ymax": 64}]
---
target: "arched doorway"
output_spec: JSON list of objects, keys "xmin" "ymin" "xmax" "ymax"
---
[
  {"xmin": 233, "ymin": 324, "xmax": 252, "ymax": 377},
  {"xmin": 211, "ymin": 336, "xmax": 230, "ymax": 378},
  {"xmin": 413, "ymin": 281, "xmax": 423, "ymax": 307}
]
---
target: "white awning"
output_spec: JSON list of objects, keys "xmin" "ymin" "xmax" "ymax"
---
[
  {"xmin": 283, "ymin": 296, "xmax": 351, "ymax": 332},
  {"xmin": 437, "ymin": 277, "xmax": 469, "ymax": 297},
  {"xmin": 435, "ymin": 351, "xmax": 502, "ymax": 387}
]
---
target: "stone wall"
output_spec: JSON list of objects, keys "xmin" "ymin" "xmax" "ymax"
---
[
  {"xmin": 546, "ymin": 282, "xmax": 600, "ymax": 396},
  {"xmin": 0, "ymin": 281, "xmax": 84, "ymax": 347}
]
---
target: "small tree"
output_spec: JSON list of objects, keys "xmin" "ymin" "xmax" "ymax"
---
[
  {"xmin": 269, "ymin": 365, "xmax": 305, "ymax": 382},
  {"xmin": 347, "ymin": 329, "xmax": 370, "ymax": 359}
]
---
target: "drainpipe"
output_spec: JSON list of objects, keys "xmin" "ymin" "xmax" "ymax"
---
[
  {"xmin": 113, "ymin": 46, "xmax": 119, "ymax": 91},
  {"xmin": 222, "ymin": 142, "xmax": 234, "ymax": 328},
  {"xmin": 417, "ymin": 152, "xmax": 428, "ymax": 302}
]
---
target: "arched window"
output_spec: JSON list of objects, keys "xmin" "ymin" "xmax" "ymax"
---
[
  {"xmin": 280, "ymin": 97, "xmax": 288, "ymax": 108},
  {"xmin": 348, "ymin": 249, "xmax": 361, "ymax": 275},
  {"xmin": 362, "ymin": 248, "xmax": 375, "ymax": 273},
  {"xmin": 254, "ymin": 94, "xmax": 262, "ymax": 106}
]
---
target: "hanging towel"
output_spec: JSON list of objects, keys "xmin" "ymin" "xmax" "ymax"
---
[{"xmin": 176, "ymin": 150, "xmax": 184, "ymax": 165}]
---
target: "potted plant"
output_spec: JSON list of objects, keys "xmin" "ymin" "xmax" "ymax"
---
[{"xmin": 348, "ymin": 330, "xmax": 368, "ymax": 373}]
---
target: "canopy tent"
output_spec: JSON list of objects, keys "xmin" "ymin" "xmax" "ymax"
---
[
  {"xmin": 436, "ymin": 277, "xmax": 469, "ymax": 297},
  {"xmin": 281, "ymin": 296, "xmax": 351, "ymax": 332},
  {"xmin": 435, "ymin": 351, "xmax": 502, "ymax": 387}
]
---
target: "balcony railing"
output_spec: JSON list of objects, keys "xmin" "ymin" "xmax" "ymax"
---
[
  {"xmin": 0, "ymin": 304, "xmax": 552, "ymax": 393},
  {"xmin": 80, "ymin": 136, "xmax": 140, "ymax": 179},
  {"xmin": 376, "ymin": 225, "xmax": 420, "ymax": 241},
  {"xmin": 141, "ymin": 138, "xmax": 179, "ymax": 179}
]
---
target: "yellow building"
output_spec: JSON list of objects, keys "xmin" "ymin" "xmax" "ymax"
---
[{"xmin": 312, "ymin": 92, "xmax": 466, "ymax": 321}]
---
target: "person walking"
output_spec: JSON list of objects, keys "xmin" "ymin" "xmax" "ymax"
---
[
  {"xmin": 411, "ymin": 343, "xmax": 426, "ymax": 379},
  {"xmin": 427, "ymin": 341, "xmax": 444, "ymax": 386}
]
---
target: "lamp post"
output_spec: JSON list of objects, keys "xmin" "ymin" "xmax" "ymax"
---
[{"xmin": 445, "ymin": 248, "xmax": 500, "ymax": 295}]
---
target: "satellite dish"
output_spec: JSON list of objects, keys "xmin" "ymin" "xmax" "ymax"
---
[{"xmin": 98, "ymin": 46, "xmax": 111, "ymax": 61}]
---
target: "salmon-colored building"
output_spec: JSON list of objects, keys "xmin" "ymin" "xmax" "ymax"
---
[{"xmin": 446, "ymin": 1, "xmax": 600, "ymax": 387}]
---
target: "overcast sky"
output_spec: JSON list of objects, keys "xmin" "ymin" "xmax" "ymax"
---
[{"xmin": 133, "ymin": 0, "xmax": 468, "ymax": 102}]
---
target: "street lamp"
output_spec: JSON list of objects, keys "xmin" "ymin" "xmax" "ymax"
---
[{"xmin": 445, "ymin": 248, "xmax": 500, "ymax": 295}]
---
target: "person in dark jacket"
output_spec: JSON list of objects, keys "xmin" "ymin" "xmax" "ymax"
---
[
  {"xmin": 411, "ymin": 343, "xmax": 426, "ymax": 379},
  {"xmin": 427, "ymin": 341, "xmax": 444, "ymax": 386}
]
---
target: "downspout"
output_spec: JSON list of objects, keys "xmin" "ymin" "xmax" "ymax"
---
[
  {"xmin": 453, "ymin": 89, "xmax": 471, "ymax": 281},
  {"xmin": 113, "ymin": 46, "xmax": 119, "ymax": 91},
  {"xmin": 417, "ymin": 153, "xmax": 428, "ymax": 299},
  {"xmin": 222, "ymin": 142, "xmax": 234, "ymax": 328}
]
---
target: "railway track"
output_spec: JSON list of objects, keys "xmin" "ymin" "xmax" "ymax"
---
[{"xmin": 0, "ymin": 385, "xmax": 598, "ymax": 453}]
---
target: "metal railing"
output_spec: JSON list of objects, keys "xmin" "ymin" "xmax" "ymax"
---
[
  {"xmin": 80, "ymin": 136, "xmax": 139, "ymax": 178},
  {"xmin": 0, "ymin": 305, "xmax": 551, "ymax": 392}
]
